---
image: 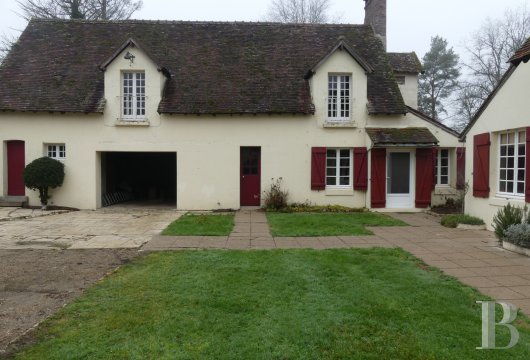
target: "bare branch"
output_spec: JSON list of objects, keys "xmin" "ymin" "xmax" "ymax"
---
[{"xmin": 266, "ymin": 0, "xmax": 332, "ymax": 23}]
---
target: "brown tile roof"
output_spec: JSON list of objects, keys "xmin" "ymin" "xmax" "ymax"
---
[
  {"xmin": 366, "ymin": 127, "xmax": 439, "ymax": 146},
  {"xmin": 387, "ymin": 52, "xmax": 422, "ymax": 74},
  {"xmin": 406, "ymin": 106, "xmax": 460, "ymax": 137},
  {"xmin": 0, "ymin": 19, "xmax": 406, "ymax": 115},
  {"xmin": 509, "ymin": 37, "xmax": 530, "ymax": 65}
]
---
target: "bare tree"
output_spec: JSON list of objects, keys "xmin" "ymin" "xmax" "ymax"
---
[
  {"xmin": 0, "ymin": 33, "xmax": 18, "ymax": 64},
  {"xmin": 266, "ymin": 0, "xmax": 332, "ymax": 23},
  {"xmin": 455, "ymin": 4, "xmax": 530, "ymax": 127},
  {"xmin": 16, "ymin": 0, "xmax": 142, "ymax": 21},
  {"xmin": 0, "ymin": 0, "xmax": 142, "ymax": 62}
]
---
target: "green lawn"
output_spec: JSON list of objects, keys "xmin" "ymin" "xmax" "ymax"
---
[
  {"xmin": 266, "ymin": 212, "xmax": 407, "ymax": 236},
  {"xmin": 15, "ymin": 249, "xmax": 530, "ymax": 359},
  {"xmin": 162, "ymin": 213, "xmax": 234, "ymax": 236}
]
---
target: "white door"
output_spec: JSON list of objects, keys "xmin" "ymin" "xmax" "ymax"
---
[{"xmin": 386, "ymin": 151, "xmax": 414, "ymax": 208}]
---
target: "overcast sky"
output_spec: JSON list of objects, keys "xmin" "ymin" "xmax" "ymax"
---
[{"xmin": 1, "ymin": 0, "xmax": 529, "ymax": 60}]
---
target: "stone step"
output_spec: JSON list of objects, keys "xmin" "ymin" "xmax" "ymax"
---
[{"xmin": 0, "ymin": 196, "xmax": 28, "ymax": 207}]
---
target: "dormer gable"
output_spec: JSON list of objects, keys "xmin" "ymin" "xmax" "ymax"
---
[
  {"xmin": 99, "ymin": 37, "xmax": 171, "ymax": 77},
  {"xmin": 305, "ymin": 38, "xmax": 374, "ymax": 80},
  {"xmin": 100, "ymin": 37, "xmax": 169, "ymax": 125}
]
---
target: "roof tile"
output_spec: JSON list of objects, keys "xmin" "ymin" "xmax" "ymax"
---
[{"xmin": 0, "ymin": 19, "xmax": 406, "ymax": 115}]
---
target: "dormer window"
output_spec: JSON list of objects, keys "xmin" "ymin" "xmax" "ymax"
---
[
  {"xmin": 327, "ymin": 74, "xmax": 351, "ymax": 121},
  {"xmin": 122, "ymin": 71, "xmax": 145, "ymax": 120}
]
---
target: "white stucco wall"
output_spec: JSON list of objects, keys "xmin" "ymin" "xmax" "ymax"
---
[
  {"xmin": 464, "ymin": 62, "xmax": 530, "ymax": 230},
  {"xmin": 396, "ymin": 73, "xmax": 418, "ymax": 109},
  {"xmin": 0, "ymin": 46, "xmax": 461, "ymax": 210}
]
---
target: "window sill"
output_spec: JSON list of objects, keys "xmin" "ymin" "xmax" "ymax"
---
[
  {"xmin": 325, "ymin": 188, "xmax": 353, "ymax": 196},
  {"xmin": 490, "ymin": 196, "xmax": 525, "ymax": 207},
  {"xmin": 323, "ymin": 120, "xmax": 356, "ymax": 128},
  {"xmin": 116, "ymin": 119, "xmax": 149, "ymax": 126},
  {"xmin": 434, "ymin": 186, "xmax": 456, "ymax": 195}
]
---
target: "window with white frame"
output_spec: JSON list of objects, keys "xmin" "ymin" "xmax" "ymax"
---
[
  {"xmin": 434, "ymin": 149, "xmax": 449, "ymax": 185},
  {"xmin": 326, "ymin": 148, "xmax": 352, "ymax": 187},
  {"xmin": 499, "ymin": 130, "xmax": 526, "ymax": 196},
  {"xmin": 327, "ymin": 74, "xmax": 351, "ymax": 121},
  {"xmin": 47, "ymin": 144, "xmax": 66, "ymax": 161},
  {"xmin": 122, "ymin": 72, "xmax": 145, "ymax": 120}
]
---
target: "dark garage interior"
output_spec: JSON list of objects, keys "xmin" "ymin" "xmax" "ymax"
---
[{"xmin": 101, "ymin": 152, "xmax": 176, "ymax": 206}]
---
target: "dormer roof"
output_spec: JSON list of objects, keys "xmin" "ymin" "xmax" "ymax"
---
[{"xmin": 99, "ymin": 37, "xmax": 171, "ymax": 77}]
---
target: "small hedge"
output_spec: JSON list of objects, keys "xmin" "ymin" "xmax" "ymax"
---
[
  {"xmin": 492, "ymin": 203, "xmax": 528, "ymax": 240},
  {"xmin": 441, "ymin": 214, "xmax": 485, "ymax": 228},
  {"xmin": 266, "ymin": 203, "xmax": 366, "ymax": 213},
  {"xmin": 504, "ymin": 223, "xmax": 530, "ymax": 249}
]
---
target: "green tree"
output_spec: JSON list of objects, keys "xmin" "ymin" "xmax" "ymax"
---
[
  {"xmin": 23, "ymin": 157, "xmax": 65, "ymax": 209},
  {"xmin": 418, "ymin": 36, "xmax": 460, "ymax": 120}
]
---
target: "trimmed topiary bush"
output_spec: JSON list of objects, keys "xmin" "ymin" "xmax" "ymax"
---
[
  {"xmin": 23, "ymin": 157, "xmax": 65, "ymax": 209},
  {"xmin": 504, "ymin": 223, "xmax": 530, "ymax": 248},
  {"xmin": 440, "ymin": 214, "xmax": 485, "ymax": 228},
  {"xmin": 492, "ymin": 203, "xmax": 526, "ymax": 240}
]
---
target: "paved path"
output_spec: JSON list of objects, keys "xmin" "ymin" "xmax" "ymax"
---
[
  {"xmin": 0, "ymin": 207, "xmax": 181, "ymax": 249},
  {"xmin": 145, "ymin": 209, "xmax": 530, "ymax": 314},
  {"xmin": 0, "ymin": 207, "xmax": 69, "ymax": 222}
]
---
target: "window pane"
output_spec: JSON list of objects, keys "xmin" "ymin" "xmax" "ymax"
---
[
  {"xmin": 327, "ymin": 167, "xmax": 336, "ymax": 176},
  {"xmin": 518, "ymin": 182, "xmax": 525, "ymax": 194},
  {"xmin": 326, "ymin": 177, "xmax": 336, "ymax": 186},
  {"xmin": 339, "ymin": 177, "xmax": 349, "ymax": 186},
  {"xmin": 507, "ymin": 182, "xmax": 514, "ymax": 193},
  {"xmin": 441, "ymin": 176, "xmax": 449, "ymax": 185},
  {"xmin": 500, "ymin": 181, "xmax": 506, "ymax": 192}
]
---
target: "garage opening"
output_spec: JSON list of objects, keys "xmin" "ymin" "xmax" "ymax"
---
[{"xmin": 101, "ymin": 152, "xmax": 176, "ymax": 207}]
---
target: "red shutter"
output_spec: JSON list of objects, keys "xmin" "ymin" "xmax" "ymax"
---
[
  {"xmin": 473, "ymin": 133, "xmax": 490, "ymax": 198},
  {"xmin": 353, "ymin": 147, "xmax": 368, "ymax": 191},
  {"xmin": 415, "ymin": 148, "xmax": 434, "ymax": 208},
  {"xmin": 370, "ymin": 148, "xmax": 386, "ymax": 208},
  {"xmin": 456, "ymin": 147, "xmax": 466, "ymax": 190},
  {"xmin": 431, "ymin": 148, "xmax": 438, "ymax": 190},
  {"xmin": 311, "ymin": 147, "xmax": 326, "ymax": 190},
  {"xmin": 526, "ymin": 127, "xmax": 530, "ymax": 203}
]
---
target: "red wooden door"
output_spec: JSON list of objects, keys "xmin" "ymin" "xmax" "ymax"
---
[
  {"xmin": 240, "ymin": 147, "xmax": 261, "ymax": 206},
  {"xmin": 7, "ymin": 141, "xmax": 25, "ymax": 196}
]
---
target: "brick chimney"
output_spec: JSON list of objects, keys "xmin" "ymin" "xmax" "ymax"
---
[{"xmin": 364, "ymin": 0, "xmax": 387, "ymax": 49}]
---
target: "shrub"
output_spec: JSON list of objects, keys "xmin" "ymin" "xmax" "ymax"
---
[
  {"xmin": 441, "ymin": 214, "xmax": 484, "ymax": 228},
  {"xmin": 492, "ymin": 203, "xmax": 525, "ymax": 240},
  {"xmin": 23, "ymin": 157, "xmax": 65, "ymax": 209},
  {"xmin": 263, "ymin": 178, "xmax": 288, "ymax": 210},
  {"xmin": 283, "ymin": 202, "xmax": 366, "ymax": 213},
  {"xmin": 504, "ymin": 223, "xmax": 530, "ymax": 248}
]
